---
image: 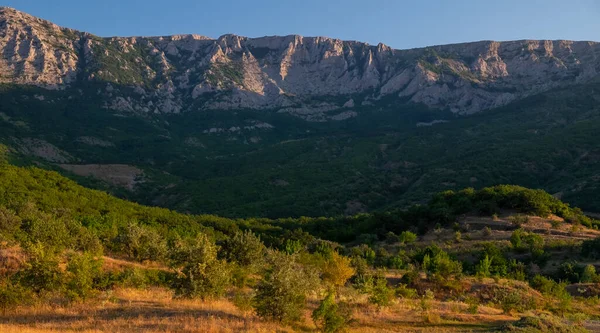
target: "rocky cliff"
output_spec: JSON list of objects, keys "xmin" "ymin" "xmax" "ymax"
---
[{"xmin": 1, "ymin": 7, "xmax": 599, "ymax": 119}]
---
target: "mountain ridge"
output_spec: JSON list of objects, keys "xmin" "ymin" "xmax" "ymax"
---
[{"xmin": 1, "ymin": 7, "xmax": 599, "ymax": 118}]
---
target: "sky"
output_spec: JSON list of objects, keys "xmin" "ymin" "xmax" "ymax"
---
[{"xmin": 3, "ymin": 0, "xmax": 600, "ymax": 49}]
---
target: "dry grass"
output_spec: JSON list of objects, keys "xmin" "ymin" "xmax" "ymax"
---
[
  {"xmin": 0, "ymin": 287, "xmax": 519, "ymax": 333},
  {"xmin": 0, "ymin": 288, "xmax": 293, "ymax": 333}
]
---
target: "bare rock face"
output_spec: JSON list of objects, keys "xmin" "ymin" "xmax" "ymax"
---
[{"xmin": 1, "ymin": 7, "xmax": 599, "ymax": 118}]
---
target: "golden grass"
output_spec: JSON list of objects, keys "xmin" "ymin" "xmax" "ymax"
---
[{"xmin": 0, "ymin": 287, "xmax": 519, "ymax": 332}]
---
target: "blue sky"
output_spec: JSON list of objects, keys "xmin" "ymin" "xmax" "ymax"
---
[{"xmin": 4, "ymin": 0, "xmax": 600, "ymax": 49}]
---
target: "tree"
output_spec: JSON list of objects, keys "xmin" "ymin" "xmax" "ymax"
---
[
  {"xmin": 476, "ymin": 255, "xmax": 492, "ymax": 278},
  {"xmin": 220, "ymin": 230, "xmax": 266, "ymax": 268},
  {"xmin": 116, "ymin": 223, "xmax": 168, "ymax": 262},
  {"xmin": 321, "ymin": 252, "xmax": 355, "ymax": 289},
  {"xmin": 399, "ymin": 231, "xmax": 417, "ymax": 244},
  {"xmin": 65, "ymin": 252, "xmax": 103, "ymax": 300},
  {"xmin": 254, "ymin": 251, "xmax": 319, "ymax": 323},
  {"xmin": 18, "ymin": 243, "xmax": 63, "ymax": 293},
  {"xmin": 170, "ymin": 234, "xmax": 231, "ymax": 299},
  {"xmin": 581, "ymin": 265, "xmax": 598, "ymax": 283}
]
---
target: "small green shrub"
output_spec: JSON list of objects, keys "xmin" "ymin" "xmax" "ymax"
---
[
  {"xmin": 312, "ymin": 292, "xmax": 350, "ymax": 333},
  {"xmin": 396, "ymin": 284, "xmax": 418, "ymax": 299},
  {"xmin": 65, "ymin": 252, "xmax": 103, "ymax": 301},
  {"xmin": 368, "ymin": 275, "xmax": 394, "ymax": 308},
  {"xmin": 399, "ymin": 231, "xmax": 417, "ymax": 244},
  {"xmin": 18, "ymin": 243, "xmax": 63, "ymax": 293}
]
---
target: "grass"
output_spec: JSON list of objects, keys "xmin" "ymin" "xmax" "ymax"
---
[{"xmin": 0, "ymin": 287, "xmax": 518, "ymax": 333}]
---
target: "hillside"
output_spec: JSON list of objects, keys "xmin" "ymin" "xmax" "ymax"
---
[{"xmin": 1, "ymin": 160, "xmax": 600, "ymax": 332}]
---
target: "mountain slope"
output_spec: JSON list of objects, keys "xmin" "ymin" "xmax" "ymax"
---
[
  {"xmin": 1, "ymin": 6, "xmax": 599, "ymax": 117},
  {"xmin": 0, "ymin": 7, "xmax": 599, "ymax": 217}
]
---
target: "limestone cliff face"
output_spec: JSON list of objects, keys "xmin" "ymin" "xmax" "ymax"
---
[{"xmin": 1, "ymin": 7, "xmax": 599, "ymax": 118}]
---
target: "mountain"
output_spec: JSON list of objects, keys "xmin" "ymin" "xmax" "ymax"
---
[
  {"xmin": 1, "ymin": 6, "xmax": 599, "ymax": 119},
  {"xmin": 0, "ymin": 7, "xmax": 599, "ymax": 217}
]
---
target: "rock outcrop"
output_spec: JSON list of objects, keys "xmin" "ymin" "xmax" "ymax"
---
[{"xmin": 1, "ymin": 7, "xmax": 599, "ymax": 118}]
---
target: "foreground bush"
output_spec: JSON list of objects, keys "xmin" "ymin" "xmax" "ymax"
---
[
  {"xmin": 312, "ymin": 292, "xmax": 350, "ymax": 333},
  {"xmin": 170, "ymin": 234, "xmax": 231, "ymax": 299},
  {"xmin": 254, "ymin": 251, "xmax": 318, "ymax": 323}
]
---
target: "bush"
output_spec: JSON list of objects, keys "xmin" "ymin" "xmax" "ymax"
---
[
  {"xmin": 511, "ymin": 229, "xmax": 544, "ymax": 257},
  {"xmin": 232, "ymin": 290, "xmax": 254, "ymax": 314},
  {"xmin": 421, "ymin": 248, "xmax": 462, "ymax": 280},
  {"xmin": 0, "ymin": 281, "xmax": 32, "ymax": 312},
  {"xmin": 0, "ymin": 207, "xmax": 21, "ymax": 241},
  {"xmin": 170, "ymin": 234, "xmax": 232, "ymax": 299},
  {"xmin": 65, "ymin": 252, "xmax": 103, "ymax": 301},
  {"xmin": 312, "ymin": 292, "xmax": 350, "ymax": 333},
  {"xmin": 254, "ymin": 252, "xmax": 318, "ymax": 323},
  {"xmin": 581, "ymin": 237, "xmax": 600, "ymax": 259},
  {"xmin": 396, "ymin": 284, "xmax": 418, "ymax": 299},
  {"xmin": 385, "ymin": 231, "xmax": 400, "ymax": 244},
  {"xmin": 18, "ymin": 243, "xmax": 63, "ymax": 293},
  {"xmin": 220, "ymin": 230, "xmax": 265, "ymax": 268},
  {"xmin": 351, "ymin": 244, "xmax": 376, "ymax": 265},
  {"xmin": 399, "ymin": 231, "xmax": 417, "ymax": 244},
  {"xmin": 581, "ymin": 265, "xmax": 598, "ymax": 283},
  {"xmin": 115, "ymin": 223, "xmax": 168, "ymax": 262},
  {"xmin": 356, "ymin": 233, "xmax": 378, "ymax": 245},
  {"xmin": 321, "ymin": 252, "xmax": 355, "ymax": 289},
  {"xmin": 465, "ymin": 296, "xmax": 479, "ymax": 314},
  {"xmin": 496, "ymin": 289, "xmax": 535, "ymax": 314},
  {"xmin": 509, "ymin": 214, "xmax": 529, "ymax": 227},
  {"xmin": 368, "ymin": 275, "xmax": 394, "ymax": 308},
  {"xmin": 476, "ymin": 255, "xmax": 492, "ymax": 278},
  {"xmin": 504, "ymin": 314, "xmax": 588, "ymax": 332}
]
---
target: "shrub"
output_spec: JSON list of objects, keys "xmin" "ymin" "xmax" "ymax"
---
[
  {"xmin": 0, "ymin": 207, "xmax": 21, "ymax": 241},
  {"xmin": 465, "ymin": 296, "xmax": 479, "ymax": 314},
  {"xmin": 374, "ymin": 247, "xmax": 390, "ymax": 268},
  {"xmin": 420, "ymin": 289, "xmax": 435, "ymax": 312},
  {"xmin": 312, "ymin": 292, "xmax": 350, "ymax": 333},
  {"xmin": 422, "ymin": 249, "xmax": 462, "ymax": 280},
  {"xmin": 581, "ymin": 237, "xmax": 600, "ymax": 259},
  {"xmin": 118, "ymin": 267, "xmax": 169, "ymax": 289},
  {"xmin": 254, "ymin": 252, "xmax": 319, "ymax": 323},
  {"xmin": 399, "ymin": 231, "xmax": 417, "ymax": 244},
  {"xmin": 454, "ymin": 231, "xmax": 462, "ymax": 243},
  {"xmin": 18, "ymin": 243, "xmax": 63, "ymax": 293},
  {"xmin": 496, "ymin": 290, "xmax": 535, "ymax": 314},
  {"xmin": 581, "ymin": 265, "xmax": 598, "ymax": 283},
  {"xmin": 482, "ymin": 226, "xmax": 492, "ymax": 238},
  {"xmin": 170, "ymin": 234, "xmax": 232, "ymax": 299},
  {"xmin": 368, "ymin": 275, "xmax": 394, "ymax": 308},
  {"xmin": 232, "ymin": 290, "xmax": 254, "ymax": 314},
  {"xmin": 504, "ymin": 314, "xmax": 588, "ymax": 332},
  {"xmin": 356, "ymin": 233, "xmax": 378, "ymax": 245},
  {"xmin": 0, "ymin": 282, "xmax": 32, "ymax": 313},
  {"xmin": 221, "ymin": 230, "xmax": 265, "ymax": 268},
  {"xmin": 385, "ymin": 231, "xmax": 400, "ymax": 244},
  {"xmin": 115, "ymin": 223, "xmax": 168, "ymax": 262},
  {"xmin": 509, "ymin": 214, "xmax": 529, "ymax": 227},
  {"xmin": 321, "ymin": 252, "xmax": 355, "ymax": 289},
  {"xmin": 511, "ymin": 229, "xmax": 544, "ymax": 257},
  {"xmin": 476, "ymin": 255, "xmax": 492, "ymax": 278},
  {"xmin": 351, "ymin": 244, "xmax": 376, "ymax": 265},
  {"xmin": 396, "ymin": 283, "xmax": 418, "ymax": 299},
  {"xmin": 65, "ymin": 252, "xmax": 103, "ymax": 301},
  {"xmin": 284, "ymin": 239, "xmax": 304, "ymax": 255}
]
